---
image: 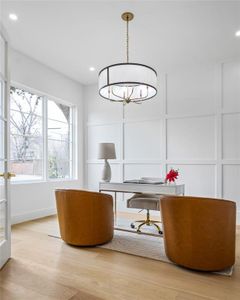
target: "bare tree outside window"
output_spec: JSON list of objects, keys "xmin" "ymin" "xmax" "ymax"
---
[
  {"xmin": 10, "ymin": 86, "xmax": 73, "ymax": 181},
  {"xmin": 10, "ymin": 87, "xmax": 43, "ymax": 180}
]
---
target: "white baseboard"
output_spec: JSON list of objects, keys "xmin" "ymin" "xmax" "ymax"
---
[{"xmin": 11, "ymin": 207, "xmax": 56, "ymax": 225}]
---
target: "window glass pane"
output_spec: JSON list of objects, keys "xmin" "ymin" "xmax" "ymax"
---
[
  {"xmin": 49, "ymin": 160, "xmax": 70, "ymax": 179},
  {"xmin": 10, "ymin": 160, "xmax": 43, "ymax": 182},
  {"xmin": 48, "ymin": 140, "xmax": 69, "ymax": 162},
  {"xmin": 10, "ymin": 135, "xmax": 43, "ymax": 181},
  {"xmin": 48, "ymin": 119, "xmax": 69, "ymax": 141},
  {"xmin": 10, "ymin": 111, "xmax": 42, "ymax": 136},
  {"xmin": 48, "ymin": 99, "xmax": 72, "ymax": 179},
  {"xmin": 10, "ymin": 136, "xmax": 43, "ymax": 160},
  {"xmin": 10, "ymin": 86, "xmax": 43, "ymax": 181},
  {"xmin": 48, "ymin": 100, "xmax": 70, "ymax": 122},
  {"xmin": 10, "ymin": 87, "xmax": 43, "ymax": 116}
]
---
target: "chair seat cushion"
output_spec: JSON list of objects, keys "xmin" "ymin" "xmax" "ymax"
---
[{"xmin": 127, "ymin": 193, "xmax": 161, "ymax": 210}]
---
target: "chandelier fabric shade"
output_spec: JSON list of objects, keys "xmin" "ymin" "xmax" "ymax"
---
[
  {"xmin": 98, "ymin": 12, "xmax": 158, "ymax": 104},
  {"xmin": 99, "ymin": 63, "xmax": 157, "ymax": 103}
]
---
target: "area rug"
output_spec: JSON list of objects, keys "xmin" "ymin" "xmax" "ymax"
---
[{"xmin": 49, "ymin": 228, "xmax": 233, "ymax": 276}]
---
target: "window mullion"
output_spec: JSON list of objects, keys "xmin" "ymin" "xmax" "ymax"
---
[{"xmin": 43, "ymin": 96, "xmax": 48, "ymax": 181}]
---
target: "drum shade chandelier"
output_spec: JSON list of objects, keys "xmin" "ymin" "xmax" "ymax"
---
[{"xmin": 98, "ymin": 12, "xmax": 157, "ymax": 104}]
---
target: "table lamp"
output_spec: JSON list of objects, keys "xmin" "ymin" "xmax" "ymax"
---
[{"xmin": 98, "ymin": 143, "xmax": 116, "ymax": 182}]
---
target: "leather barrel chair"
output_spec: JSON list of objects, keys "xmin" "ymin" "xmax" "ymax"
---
[
  {"xmin": 55, "ymin": 189, "xmax": 114, "ymax": 246},
  {"xmin": 160, "ymin": 195, "xmax": 236, "ymax": 271}
]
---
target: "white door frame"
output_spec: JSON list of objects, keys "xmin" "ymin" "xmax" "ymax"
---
[{"xmin": 0, "ymin": 27, "xmax": 11, "ymax": 270}]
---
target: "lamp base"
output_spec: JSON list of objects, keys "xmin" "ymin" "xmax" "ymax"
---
[{"xmin": 101, "ymin": 159, "xmax": 111, "ymax": 182}]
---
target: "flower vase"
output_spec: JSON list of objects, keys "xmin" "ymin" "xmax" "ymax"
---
[{"xmin": 167, "ymin": 181, "xmax": 176, "ymax": 185}]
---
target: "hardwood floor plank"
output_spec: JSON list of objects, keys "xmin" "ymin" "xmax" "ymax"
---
[{"xmin": 0, "ymin": 215, "xmax": 239, "ymax": 300}]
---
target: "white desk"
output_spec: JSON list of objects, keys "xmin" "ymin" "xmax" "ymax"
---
[{"xmin": 99, "ymin": 182, "xmax": 185, "ymax": 226}]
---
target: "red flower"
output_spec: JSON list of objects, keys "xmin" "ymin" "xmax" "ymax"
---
[{"xmin": 165, "ymin": 169, "xmax": 179, "ymax": 183}]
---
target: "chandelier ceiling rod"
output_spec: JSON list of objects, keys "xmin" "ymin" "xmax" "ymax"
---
[{"xmin": 122, "ymin": 12, "xmax": 134, "ymax": 63}]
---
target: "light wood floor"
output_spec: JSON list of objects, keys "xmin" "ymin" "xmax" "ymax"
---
[{"xmin": 0, "ymin": 214, "xmax": 240, "ymax": 300}]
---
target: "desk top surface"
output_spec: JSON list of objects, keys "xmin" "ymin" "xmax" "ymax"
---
[{"xmin": 99, "ymin": 182, "xmax": 185, "ymax": 195}]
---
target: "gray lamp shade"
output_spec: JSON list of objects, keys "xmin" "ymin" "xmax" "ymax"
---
[{"xmin": 98, "ymin": 143, "xmax": 116, "ymax": 159}]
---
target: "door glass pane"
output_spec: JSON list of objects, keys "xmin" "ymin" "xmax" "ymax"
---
[
  {"xmin": 0, "ymin": 202, "xmax": 6, "ymax": 242},
  {"xmin": 0, "ymin": 159, "xmax": 6, "ymax": 242},
  {"xmin": 0, "ymin": 161, "xmax": 5, "ymax": 200},
  {"xmin": 0, "ymin": 35, "xmax": 5, "ymax": 77},
  {"xmin": 0, "ymin": 120, "xmax": 4, "ymax": 160},
  {"xmin": 0, "ymin": 80, "xmax": 4, "ymax": 117}
]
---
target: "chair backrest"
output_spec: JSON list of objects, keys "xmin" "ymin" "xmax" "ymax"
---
[
  {"xmin": 55, "ymin": 189, "xmax": 113, "ymax": 245},
  {"xmin": 160, "ymin": 195, "xmax": 236, "ymax": 271}
]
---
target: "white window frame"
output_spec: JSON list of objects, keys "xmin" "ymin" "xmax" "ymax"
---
[{"xmin": 10, "ymin": 82, "xmax": 77, "ymax": 184}]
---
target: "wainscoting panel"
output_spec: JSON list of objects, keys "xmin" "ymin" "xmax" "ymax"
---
[
  {"xmin": 124, "ymin": 120, "xmax": 163, "ymax": 161},
  {"xmin": 166, "ymin": 66, "xmax": 215, "ymax": 115},
  {"xmin": 124, "ymin": 164, "xmax": 164, "ymax": 180},
  {"xmin": 87, "ymin": 124, "xmax": 122, "ymax": 161},
  {"xmin": 222, "ymin": 113, "xmax": 240, "ymax": 159},
  {"xmin": 167, "ymin": 164, "xmax": 216, "ymax": 197},
  {"xmin": 167, "ymin": 116, "xmax": 216, "ymax": 160},
  {"xmin": 223, "ymin": 165, "xmax": 240, "ymax": 201}
]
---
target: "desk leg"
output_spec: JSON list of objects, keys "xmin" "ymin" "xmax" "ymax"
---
[{"xmin": 114, "ymin": 192, "xmax": 117, "ymax": 225}]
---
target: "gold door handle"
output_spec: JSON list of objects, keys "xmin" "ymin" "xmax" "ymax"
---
[{"xmin": 0, "ymin": 172, "xmax": 16, "ymax": 179}]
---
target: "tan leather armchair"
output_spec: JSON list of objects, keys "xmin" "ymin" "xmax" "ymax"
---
[
  {"xmin": 55, "ymin": 189, "xmax": 114, "ymax": 246},
  {"xmin": 160, "ymin": 195, "xmax": 236, "ymax": 271}
]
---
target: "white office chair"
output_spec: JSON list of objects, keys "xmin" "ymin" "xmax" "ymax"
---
[{"xmin": 127, "ymin": 193, "xmax": 162, "ymax": 234}]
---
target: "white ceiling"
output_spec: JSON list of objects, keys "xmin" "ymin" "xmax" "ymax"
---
[{"xmin": 1, "ymin": 0, "xmax": 240, "ymax": 85}]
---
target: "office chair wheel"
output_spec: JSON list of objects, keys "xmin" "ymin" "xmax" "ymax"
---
[
  {"xmin": 159, "ymin": 230, "xmax": 163, "ymax": 235},
  {"xmin": 130, "ymin": 223, "xmax": 135, "ymax": 229}
]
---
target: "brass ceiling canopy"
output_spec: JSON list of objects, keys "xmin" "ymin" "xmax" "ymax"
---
[{"xmin": 121, "ymin": 12, "xmax": 134, "ymax": 21}]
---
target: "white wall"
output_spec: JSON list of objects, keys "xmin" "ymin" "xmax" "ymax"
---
[
  {"xmin": 10, "ymin": 49, "xmax": 84, "ymax": 224},
  {"xmin": 84, "ymin": 61, "xmax": 240, "ymax": 224}
]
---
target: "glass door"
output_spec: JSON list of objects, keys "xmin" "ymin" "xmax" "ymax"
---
[{"xmin": 0, "ymin": 30, "xmax": 11, "ymax": 269}]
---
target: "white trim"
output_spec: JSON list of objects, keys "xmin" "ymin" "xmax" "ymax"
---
[
  {"xmin": 10, "ymin": 178, "xmax": 79, "ymax": 185},
  {"xmin": 11, "ymin": 207, "xmax": 56, "ymax": 225},
  {"xmin": 11, "ymin": 81, "xmax": 76, "ymax": 107}
]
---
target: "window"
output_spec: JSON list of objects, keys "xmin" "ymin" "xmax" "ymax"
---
[{"xmin": 10, "ymin": 86, "xmax": 75, "ymax": 182}]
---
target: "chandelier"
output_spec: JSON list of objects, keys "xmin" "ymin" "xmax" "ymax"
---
[{"xmin": 98, "ymin": 12, "xmax": 157, "ymax": 104}]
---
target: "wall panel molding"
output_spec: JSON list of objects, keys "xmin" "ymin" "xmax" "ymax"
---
[{"xmin": 84, "ymin": 61, "xmax": 240, "ymax": 222}]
